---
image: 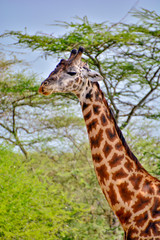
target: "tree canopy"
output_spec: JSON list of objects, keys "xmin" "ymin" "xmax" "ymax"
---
[{"xmin": 2, "ymin": 9, "xmax": 160, "ymax": 128}]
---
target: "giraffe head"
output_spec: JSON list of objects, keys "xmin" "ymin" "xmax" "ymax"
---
[{"xmin": 39, "ymin": 47, "xmax": 103, "ymax": 96}]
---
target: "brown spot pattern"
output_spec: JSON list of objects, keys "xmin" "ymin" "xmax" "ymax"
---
[
  {"xmin": 140, "ymin": 220, "xmax": 160, "ymax": 237},
  {"xmin": 90, "ymin": 129, "xmax": 103, "ymax": 149},
  {"xmin": 93, "ymin": 104, "xmax": 101, "ymax": 115},
  {"xmin": 129, "ymin": 173, "xmax": 143, "ymax": 190},
  {"xmin": 81, "ymin": 84, "xmax": 160, "ymax": 239},
  {"xmin": 116, "ymin": 207, "xmax": 132, "ymax": 225},
  {"xmin": 132, "ymin": 193, "xmax": 151, "ymax": 213},
  {"xmin": 96, "ymin": 164, "xmax": 109, "ymax": 185},
  {"xmin": 134, "ymin": 212, "xmax": 148, "ymax": 227},
  {"xmin": 109, "ymin": 153, "xmax": 124, "ymax": 168},
  {"xmin": 103, "ymin": 142, "xmax": 113, "ymax": 158},
  {"xmin": 84, "ymin": 110, "xmax": 92, "ymax": 121},
  {"xmin": 86, "ymin": 89, "xmax": 93, "ymax": 99},
  {"xmin": 118, "ymin": 181, "xmax": 134, "ymax": 203},
  {"xmin": 142, "ymin": 179, "xmax": 155, "ymax": 195},
  {"xmin": 124, "ymin": 157, "xmax": 134, "ymax": 172},
  {"xmin": 127, "ymin": 227, "xmax": 139, "ymax": 240},
  {"xmin": 75, "ymin": 77, "xmax": 80, "ymax": 83},
  {"xmin": 105, "ymin": 128, "xmax": 116, "ymax": 142},
  {"xmin": 108, "ymin": 183, "xmax": 119, "ymax": 206},
  {"xmin": 105, "ymin": 109, "xmax": 111, "ymax": 120},
  {"xmin": 82, "ymin": 102, "xmax": 90, "ymax": 111},
  {"xmin": 92, "ymin": 153, "xmax": 103, "ymax": 163},
  {"xmin": 100, "ymin": 113, "xmax": 108, "ymax": 126},
  {"xmin": 95, "ymin": 90, "xmax": 101, "ymax": 101},
  {"xmin": 115, "ymin": 141, "xmax": 123, "ymax": 151},
  {"xmin": 156, "ymin": 184, "xmax": 160, "ymax": 195},
  {"xmin": 112, "ymin": 168, "xmax": 128, "ymax": 181},
  {"xmin": 151, "ymin": 197, "xmax": 160, "ymax": 218},
  {"xmin": 87, "ymin": 118, "xmax": 98, "ymax": 134}
]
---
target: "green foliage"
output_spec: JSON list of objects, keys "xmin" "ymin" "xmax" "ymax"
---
[
  {"xmin": 0, "ymin": 146, "xmax": 124, "ymax": 240},
  {"xmin": 125, "ymin": 130, "xmax": 160, "ymax": 176},
  {"xmin": 0, "ymin": 147, "xmax": 84, "ymax": 239},
  {"xmin": 1, "ymin": 73, "xmax": 37, "ymax": 94}
]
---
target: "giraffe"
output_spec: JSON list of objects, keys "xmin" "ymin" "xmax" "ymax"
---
[{"xmin": 39, "ymin": 47, "xmax": 160, "ymax": 240}]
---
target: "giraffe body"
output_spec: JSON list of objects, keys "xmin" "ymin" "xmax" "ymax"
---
[{"xmin": 39, "ymin": 47, "xmax": 160, "ymax": 239}]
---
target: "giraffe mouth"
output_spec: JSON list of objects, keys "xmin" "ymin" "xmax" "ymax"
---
[{"xmin": 38, "ymin": 86, "xmax": 52, "ymax": 95}]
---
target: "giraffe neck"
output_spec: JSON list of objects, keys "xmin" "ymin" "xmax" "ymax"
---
[{"xmin": 78, "ymin": 80, "xmax": 157, "ymax": 231}]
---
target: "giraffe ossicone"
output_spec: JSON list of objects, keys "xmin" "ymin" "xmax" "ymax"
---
[{"xmin": 39, "ymin": 47, "xmax": 160, "ymax": 240}]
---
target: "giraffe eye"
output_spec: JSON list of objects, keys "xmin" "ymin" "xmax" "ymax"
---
[{"xmin": 67, "ymin": 71, "xmax": 77, "ymax": 76}]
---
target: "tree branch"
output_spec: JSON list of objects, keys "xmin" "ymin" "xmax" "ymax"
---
[{"xmin": 121, "ymin": 87, "xmax": 156, "ymax": 129}]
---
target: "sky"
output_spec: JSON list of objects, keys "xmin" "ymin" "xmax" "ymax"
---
[{"xmin": 1, "ymin": 0, "xmax": 160, "ymax": 78}]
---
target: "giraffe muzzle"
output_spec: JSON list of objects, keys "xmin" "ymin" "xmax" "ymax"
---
[{"xmin": 38, "ymin": 85, "xmax": 52, "ymax": 95}]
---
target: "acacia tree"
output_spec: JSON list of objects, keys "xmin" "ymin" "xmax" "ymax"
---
[{"xmin": 2, "ymin": 9, "xmax": 160, "ymax": 128}]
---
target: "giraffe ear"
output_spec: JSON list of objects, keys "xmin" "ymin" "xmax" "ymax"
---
[{"xmin": 88, "ymin": 70, "xmax": 103, "ymax": 82}]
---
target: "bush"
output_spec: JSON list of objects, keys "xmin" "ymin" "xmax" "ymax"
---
[{"xmin": 0, "ymin": 147, "xmax": 88, "ymax": 239}]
